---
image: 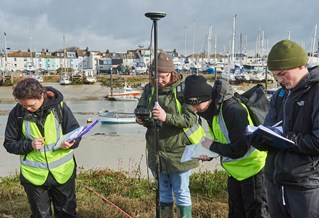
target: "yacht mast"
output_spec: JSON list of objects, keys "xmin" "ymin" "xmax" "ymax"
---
[
  {"xmin": 63, "ymin": 35, "xmax": 66, "ymax": 73},
  {"xmin": 214, "ymin": 34, "xmax": 217, "ymax": 63},
  {"xmin": 192, "ymin": 21, "xmax": 196, "ymax": 61},
  {"xmin": 231, "ymin": 15, "xmax": 236, "ymax": 63},
  {"xmin": 207, "ymin": 25, "xmax": 212, "ymax": 63},
  {"xmin": 184, "ymin": 26, "xmax": 187, "ymax": 59},
  {"xmin": 4, "ymin": 32, "xmax": 8, "ymax": 72},
  {"xmin": 311, "ymin": 24, "xmax": 317, "ymax": 57}
]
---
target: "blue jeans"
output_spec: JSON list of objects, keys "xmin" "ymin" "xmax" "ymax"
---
[{"xmin": 153, "ymin": 170, "xmax": 192, "ymax": 206}]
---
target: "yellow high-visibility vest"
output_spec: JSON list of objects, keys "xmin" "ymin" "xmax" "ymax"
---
[
  {"xmin": 209, "ymin": 103, "xmax": 267, "ymax": 181},
  {"xmin": 21, "ymin": 104, "xmax": 75, "ymax": 185}
]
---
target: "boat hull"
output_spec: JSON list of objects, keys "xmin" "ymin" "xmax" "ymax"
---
[
  {"xmin": 106, "ymin": 85, "xmax": 141, "ymax": 99},
  {"xmin": 99, "ymin": 112, "xmax": 136, "ymax": 124},
  {"xmin": 107, "ymin": 96, "xmax": 138, "ymax": 101}
]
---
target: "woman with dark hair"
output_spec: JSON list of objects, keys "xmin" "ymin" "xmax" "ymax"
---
[{"xmin": 3, "ymin": 78, "xmax": 81, "ymax": 217}]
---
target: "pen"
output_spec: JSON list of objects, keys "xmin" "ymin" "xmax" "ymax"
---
[{"xmin": 272, "ymin": 120, "xmax": 282, "ymax": 127}]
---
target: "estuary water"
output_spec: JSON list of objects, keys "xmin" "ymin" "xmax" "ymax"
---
[
  {"xmin": 0, "ymin": 84, "xmax": 219, "ymax": 177},
  {"xmin": 0, "ymin": 99, "xmax": 149, "ymax": 177},
  {"xmin": 0, "ymin": 100, "xmax": 146, "ymax": 137}
]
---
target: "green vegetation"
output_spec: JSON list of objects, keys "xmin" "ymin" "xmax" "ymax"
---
[
  {"xmin": 0, "ymin": 169, "xmax": 228, "ymax": 217},
  {"xmin": 97, "ymin": 73, "xmax": 218, "ymax": 88},
  {"xmin": 97, "ymin": 74, "xmax": 150, "ymax": 88}
]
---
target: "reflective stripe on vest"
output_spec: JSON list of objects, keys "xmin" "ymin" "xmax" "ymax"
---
[
  {"xmin": 210, "ymin": 103, "xmax": 266, "ymax": 181},
  {"xmin": 149, "ymin": 87, "xmax": 205, "ymax": 144},
  {"xmin": 20, "ymin": 152, "xmax": 74, "ymax": 169},
  {"xmin": 21, "ymin": 104, "xmax": 75, "ymax": 185}
]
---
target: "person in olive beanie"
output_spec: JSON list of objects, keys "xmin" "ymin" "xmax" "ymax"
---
[
  {"xmin": 267, "ymin": 39, "xmax": 308, "ymax": 71},
  {"xmin": 249, "ymin": 39, "xmax": 319, "ymax": 218},
  {"xmin": 184, "ymin": 75, "xmax": 269, "ymax": 218}
]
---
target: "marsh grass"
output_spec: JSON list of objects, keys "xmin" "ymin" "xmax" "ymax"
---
[{"xmin": 0, "ymin": 169, "xmax": 228, "ymax": 218}]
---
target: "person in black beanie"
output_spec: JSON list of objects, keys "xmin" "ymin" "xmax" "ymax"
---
[
  {"xmin": 184, "ymin": 75, "xmax": 213, "ymax": 105},
  {"xmin": 184, "ymin": 75, "xmax": 269, "ymax": 218}
]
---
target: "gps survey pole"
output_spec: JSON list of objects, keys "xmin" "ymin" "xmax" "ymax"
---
[{"xmin": 145, "ymin": 11, "xmax": 166, "ymax": 218}]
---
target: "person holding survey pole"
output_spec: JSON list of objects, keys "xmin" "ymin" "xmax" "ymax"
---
[
  {"xmin": 184, "ymin": 75, "xmax": 269, "ymax": 218},
  {"xmin": 135, "ymin": 52, "xmax": 205, "ymax": 218},
  {"xmin": 3, "ymin": 78, "xmax": 81, "ymax": 217},
  {"xmin": 248, "ymin": 39, "xmax": 319, "ymax": 218}
]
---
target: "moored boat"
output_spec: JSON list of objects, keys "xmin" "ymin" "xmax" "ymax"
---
[
  {"xmin": 59, "ymin": 74, "xmax": 72, "ymax": 85},
  {"xmin": 106, "ymin": 85, "xmax": 141, "ymax": 99},
  {"xmin": 108, "ymin": 96, "xmax": 139, "ymax": 101},
  {"xmin": 99, "ymin": 111, "xmax": 136, "ymax": 124},
  {"xmin": 83, "ymin": 75, "xmax": 97, "ymax": 84}
]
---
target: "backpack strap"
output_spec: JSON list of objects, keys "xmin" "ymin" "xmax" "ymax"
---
[
  {"xmin": 51, "ymin": 102, "xmax": 64, "ymax": 124},
  {"xmin": 175, "ymin": 82, "xmax": 185, "ymax": 104}
]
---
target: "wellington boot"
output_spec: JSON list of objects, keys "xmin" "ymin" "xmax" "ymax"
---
[
  {"xmin": 160, "ymin": 202, "xmax": 174, "ymax": 218},
  {"xmin": 176, "ymin": 205, "xmax": 192, "ymax": 218}
]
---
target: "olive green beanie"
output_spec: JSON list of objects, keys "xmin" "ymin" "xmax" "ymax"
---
[{"xmin": 267, "ymin": 39, "xmax": 308, "ymax": 71}]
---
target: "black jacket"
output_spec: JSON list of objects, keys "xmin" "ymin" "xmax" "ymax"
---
[
  {"xmin": 198, "ymin": 79, "xmax": 250, "ymax": 159},
  {"xmin": 3, "ymin": 86, "xmax": 81, "ymax": 155},
  {"xmin": 264, "ymin": 66, "xmax": 319, "ymax": 188}
]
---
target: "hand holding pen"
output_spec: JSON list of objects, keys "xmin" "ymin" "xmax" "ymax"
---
[{"xmin": 32, "ymin": 137, "xmax": 45, "ymax": 150}]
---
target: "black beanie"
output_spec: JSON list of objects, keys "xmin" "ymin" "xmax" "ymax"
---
[{"xmin": 184, "ymin": 75, "xmax": 213, "ymax": 105}]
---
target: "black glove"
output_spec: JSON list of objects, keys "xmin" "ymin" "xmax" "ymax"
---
[{"xmin": 248, "ymin": 133, "xmax": 272, "ymax": 151}]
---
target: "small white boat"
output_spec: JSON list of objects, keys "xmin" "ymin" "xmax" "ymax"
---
[
  {"xmin": 99, "ymin": 111, "xmax": 136, "ymax": 124},
  {"xmin": 59, "ymin": 74, "xmax": 72, "ymax": 85},
  {"xmin": 220, "ymin": 71, "xmax": 236, "ymax": 82},
  {"xmin": 108, "ymin": 96, "xmax": 138, "ymax": 101},
  {"xmin": 83, "ymin": 75, "xmax": 97, "ymax": 84},
  {"xmin": 33, "ymin": 74, "xmax": 44, "ymax": 83},
  {"xmin": 135, "ymin": 61, "xmax": 148, "ymax": 74},
  {"xmin": 107, "ymin": 85, "xmax": 141, "ymax": 99}
]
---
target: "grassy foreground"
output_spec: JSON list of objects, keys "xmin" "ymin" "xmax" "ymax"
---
[{"xmin": 0, "ymin": 169, "xmax": 228, "ymax": 218}]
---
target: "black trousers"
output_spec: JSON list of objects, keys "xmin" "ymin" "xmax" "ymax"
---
[
  {"xmin": 22, "ymin": 175, "xmax": 76, "ymax": 218},
  {"xmin": 228, "ymin": 169, "xmax": 269, "ymax": 218},
  {"xmin": 266, "ymin": 179, "xmax": 319, "ymax": 218}
]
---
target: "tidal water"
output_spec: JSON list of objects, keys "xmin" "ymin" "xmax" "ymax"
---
[
  {"xmin": 0, "ymin": 100, "xmax": 148, "ymax": 177},
  {"xmin": 0, "ymin": 99, "xmax": 219, "ymax": 177},
  {"xmin": 0, "ymin": 100, "xmax": 146, "ymax": 136}
]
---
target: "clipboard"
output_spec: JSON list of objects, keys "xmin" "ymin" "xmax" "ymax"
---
[{"xmin": 54, "ymin": 119, "xmax": 99, "ymax": 150}]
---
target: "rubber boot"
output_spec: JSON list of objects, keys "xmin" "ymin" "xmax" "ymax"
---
[
  {"xmin": 176, "ymin": 205, "xmax": 192, "ymax": 218},
  {"xmin": 160, "ymin": 202, "xmax": 174, "ymax": 218}
]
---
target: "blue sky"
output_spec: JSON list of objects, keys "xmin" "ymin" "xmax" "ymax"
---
[{"xmin": 0, "ymin": 0, "xmax": 318, "ymax": 56}]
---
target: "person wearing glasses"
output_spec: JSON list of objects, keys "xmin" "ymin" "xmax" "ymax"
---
[
  {"xmin": 184, "ymin": 75, "xmax": 269, "ymax": 218},
  {"xmin": 3, "ymin": 78, "xmax": 81, "ymax": 217},
  {"xmin": 249, "ymin": 39, "xmax": 319, "ymax": 218},
  {"xmin": 135, "ymin": 52, "xmax": 205, "ymax": 218}
]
